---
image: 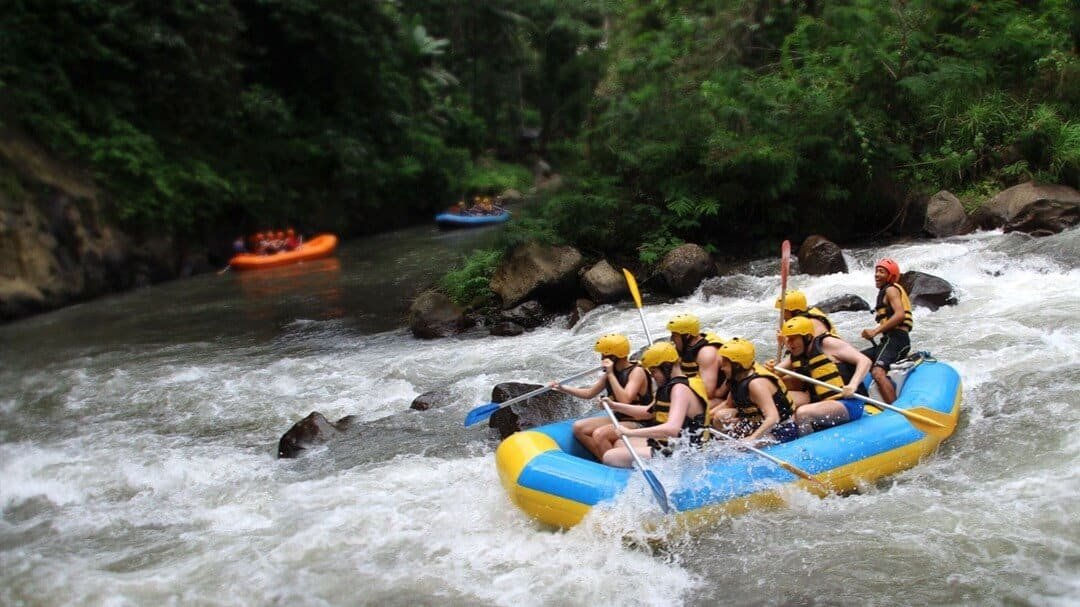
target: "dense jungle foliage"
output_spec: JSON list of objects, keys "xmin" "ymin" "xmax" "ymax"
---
[
  {"xmin": 2, "ymin": 1, "xmax": 1078, "ymax": 276},
  {"xmin": 0, "ymin": 0, "xmax": 605, "ymax": 235}
]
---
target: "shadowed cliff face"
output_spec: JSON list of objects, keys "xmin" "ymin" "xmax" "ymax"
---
[{"xmin": 0, "ymin": 129, "xmax": 211, "ymax": 322}]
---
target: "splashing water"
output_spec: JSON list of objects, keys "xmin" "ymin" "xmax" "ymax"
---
[{"xmin": 1, "ymin": 228, "xmax": 1077, "ymax": 606}]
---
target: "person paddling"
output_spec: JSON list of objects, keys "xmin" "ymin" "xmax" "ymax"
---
[
  {"xmin": 602, "ymin": 342, "xmax": 709, "ymax": 467},
  {"xmin": 774, "ymin": 289, "xmax": 839, "ymax": 355},
  {"xmin": 860, "ymin": 258, "xmax": 914, "ymax": 404},
  {"xmin": 552, "ymin": 334, "xmax": 653, "ymax": 460},
  {"xmin": 666, "ymin": 313, "xmax": 725, "ymax": 404},
  {"xmin": 771, "ymin": 317, "xmax": 872, "ymax": 436},
  {"xmin": 710, "ymin": 338, "xmax": 798, "ymax": 445}
]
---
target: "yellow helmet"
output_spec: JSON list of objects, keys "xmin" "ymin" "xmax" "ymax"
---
[
  {"xmin": 594, "ymin": 333, "xmax": 631, "ymax": 358},
  {"xmin": 640, "ymin": 342, "xmax": 680, "ymax": 369},
  {"xmin": 774, "ymin": 289, "xmax": 808, "ymax": 312},
  {"xmin": 666, "ymin": 313, "xmax": 700, "ymax": 335},
  {"xmin": 781, "ymin": 316, "xmax": 815, "ymax": 338},
  {"xmin": 718, "ymin": 337, "xmax": 755, "ymax": 369},
  {"xmin": 704, "ymin": 332, "xmax": 726, "ymax": 347}
]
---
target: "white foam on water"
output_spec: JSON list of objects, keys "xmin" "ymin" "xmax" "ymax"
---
[{"xmin": 1, "ymin": 229, "xmax": 1078, "ymax": 606}]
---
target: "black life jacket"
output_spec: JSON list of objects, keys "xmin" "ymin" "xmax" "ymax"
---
[
  {"xmin": 729, "ymin": 364, "xmax": 795, "ymax": 426},
  {"xmin": 605, "ymin": 362, "xmax": 653, "ymax": 406},
  {"xmin": 678, "ymin": 334, "xmax": 720, "ymax": 378}
]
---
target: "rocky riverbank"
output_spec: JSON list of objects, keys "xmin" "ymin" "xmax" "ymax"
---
[
  {"xmin": 408, "ymin": 182, "xmax": 1080, "ymax": 339},
  {"xmin": 0, "ymin": 129, "xmax": 218, "ymax": 322}
]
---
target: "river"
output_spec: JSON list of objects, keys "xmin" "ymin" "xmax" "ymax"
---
[{"xmin": 0, "ymin": 226, "xmax": 1077, "ymax": 606}]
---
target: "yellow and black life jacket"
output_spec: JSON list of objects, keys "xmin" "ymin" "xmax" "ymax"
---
[
  {"xmin": 729, "ymin": 364, "xmax": 795, "ymax": 427},
  {"xmin": 798, "ymin": 307, "xmax": 839, "ymax": 337},
  {"xmin": 790, "ymin": 334, "xmax": 850, "ymax": 401},
  {"xmin": 648, "ymin": 376, "xmax": 709, "ymax": 446},
  {"xmin": 875, "ymin": 283, "xmax": 914, "ymax": 333}
]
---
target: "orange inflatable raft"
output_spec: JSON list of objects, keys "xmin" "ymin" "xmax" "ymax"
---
[{"xmin": 228, "ymin": 234, "xmax": 339, "ymax": 271}]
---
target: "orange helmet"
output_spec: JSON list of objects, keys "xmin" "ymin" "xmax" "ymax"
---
[
  {"xmin": 276, "ymin": 231, "xmax": 285, "ymax": 239},
  {"xmin": 875, "ymin": 258, "xmax": 900, "ymax": 283},
  {"xmin": 286, "ymin": 228, "xmax": 295, "ymax": 236}
]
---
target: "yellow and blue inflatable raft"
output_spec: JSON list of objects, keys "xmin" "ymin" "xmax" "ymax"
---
[{"xmin": 496, "ymin": 358, "xmax": 961, "ymax": 528}]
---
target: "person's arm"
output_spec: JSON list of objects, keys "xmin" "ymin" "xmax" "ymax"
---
[
  {"xmin": 620, "ymin": 385, "xmax": 692, "ymax": 439},
  {"xmin": 600, "ymin": 396, "xmax": 654, "ymax": 420},
  {"xmin": 697, "ymin": 347, "xmax": 720, "ymax": 397},
  {"xmin": 607, "ymin": 365, "xmax": 647, "ymax": 403},
  {"xmin": 744, "ymin": 379, "xmax": 781, "ymax": 442},
  {"xmin": 551, "ymin": 374, "xmax": 606, "ymax": 400},
  {"xmin": 821, "ymin": 337, "xmax": 873, "ymax": 397}
]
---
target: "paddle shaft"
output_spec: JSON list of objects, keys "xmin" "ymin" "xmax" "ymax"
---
[
  {"xmin": 773, "ymin": 366, "xmax": 947, "ymax": 429},
  {"xmin": 708, "ymin": 428, "xmax": 828, "ymax": 490},
  {"xmin": 601, "ymin": 401, "xmax": 647, "ymax": 469},
  {"xmin": 511, "ymin": 366, "xmax": 604, "ymax": 408},
  {"xmin": 777, "ymin": 240, "xmax": 790, "ymax": 361},
  {"xmin": 601, "ymin": 399, "xmax": 670, "ymax": 512}
]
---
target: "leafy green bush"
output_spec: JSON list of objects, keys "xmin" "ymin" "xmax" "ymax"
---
[
  {"xmin": 441, "ymin": 248, "xmax": 503, "ymax": 308},
  {"xmin": 458, "ymin": 161, "xmax": 533, "ymax": 196}
]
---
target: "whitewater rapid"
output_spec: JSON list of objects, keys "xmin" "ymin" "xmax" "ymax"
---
[{"xmin": 1, "ymin": 228, "xmax": 1077, "ymax": 606}]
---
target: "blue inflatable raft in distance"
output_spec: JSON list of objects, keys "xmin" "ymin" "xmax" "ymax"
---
[
  {"xmin": 435, "ymin": 210, "xmax": 511, "ymax": 229},
  {"xmin": 495, "ymin": 358, "xmax": 962, "ymax": 528}
]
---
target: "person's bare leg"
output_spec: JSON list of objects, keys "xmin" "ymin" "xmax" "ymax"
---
[
  {"xmin": 601, "ymin": 437, "xmax": 652, "ymax": 468},
  {"xmin": 794, "ymin": 400, "xmax": 850, "ymax": 436},
  {"xmin": 871, "ymin": 366, "xmax": 896, "ymax": 403},
  {"xmin": 572, "ymin": 417, "xmax": 606, "ymax": 460}
]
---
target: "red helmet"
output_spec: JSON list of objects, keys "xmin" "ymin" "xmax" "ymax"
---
[{"xmin": 875, "ymin": 258, "xmax": 900, "ymax": 283}]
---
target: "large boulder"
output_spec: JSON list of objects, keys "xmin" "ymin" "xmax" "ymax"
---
[
  {"xmin": 487, "ymin": 382, "xmax": 584, "ymax": 439},
  {"xmin": 489, "ymin": 241, "xmax": 584, "ymax": 309},
  {"xmin": 814, "ymin": 294, "xmax": 871, "ymax": 314},
  {"xmin": 924, "ymin": 190, "xmax": 972, "ymax": 237},
  {"xmin": 489, "ymin": 321, "xmax": 524, "ymax": 337},
  {"xmin": 797, "ymin": 235, "xmax": 848, "ymax": 275},
  {"xmin": 566, "ymin": 298, "xmax": 598, "ymax": 329},
  {"xmin": 498, "ymin": 299, "xmax": 550, "ymax": 329},
  {"xmin": 581, "ymin": 259, "xmax": 628, "ymax": 303},
  {"xmin": 277, "ymin": 411, "xmax": 356, "ymax": 459},
  {"xmin": 410, "ymin": 390, "xmax": 454, "ymax": 411},
  {"xmin": 971, "ymin": 182, "xmax": 1080, "ymax": 234},
  {"xmin": 407, "ymin": 289, "xmax": 470, "ymax": 339},
  {"xmin": 1003, "ymin": 200, "xmax": 1080, "ymax": 236},
  {"xmin": 658, "ymin": 244, "xmax": 716, "ymax": 296},
  {"xmin": 900, "ymin": 271, "xmax": 957, "ymax": 311}
]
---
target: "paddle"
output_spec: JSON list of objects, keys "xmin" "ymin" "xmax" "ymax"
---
[
  {"xmin": 772, "ymin": 367, "xmax": 954, "ymax": 438},
  {"xmin": 621, "ymin": 268, "xmax": 654, "ymax": 345},
  {"xmin": 708, "ymin": 428, "xmax": 830, "ymax": 491},
  {"xmin": 217, "ymin": 264, "xmax": 232, "ymax": 275},
  {"xmin": 601, "ymin": 398, "xmax": 671, "ymax": 513},
  {"xmin": 777, "ymin": 240, "xmax": 790, "ymax": 361},
  {"xmin": 463, "ymin": 366, "xmax": 603, "ymax": 427}
]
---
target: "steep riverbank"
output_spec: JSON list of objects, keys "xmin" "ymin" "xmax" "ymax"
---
[{"xmin": 0, "ymin": 129, "xmax": 219, "ymax": 321}]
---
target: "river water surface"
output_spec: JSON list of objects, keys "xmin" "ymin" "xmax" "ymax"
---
[{"xmin": 1, "ymin": 226, "xmax": 1077, "ymax": 606}]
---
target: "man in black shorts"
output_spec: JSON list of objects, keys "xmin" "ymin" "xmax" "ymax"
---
[{"xmin": 860, "ymin": 258, "xmax": 913, "ymax": 404}]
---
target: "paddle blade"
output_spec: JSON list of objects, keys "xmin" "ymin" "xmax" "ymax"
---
[
  {"xmin": 907, "ymin": 406, "xmax": 956, "ymax": 439},
  {"xmin": 463, "ymin": 402, "xmax": 500, "ymax": 427},
  {"xmin": 780, "ymin": 240, "xmax": 790, "ymax": 284},
  {"xmin": 642, "ymin": 469, "xmax": 671, "ymax": 513},
  {"xmin": 622, "ymin": 268, "xmax": 644, "ymax": 309}
]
